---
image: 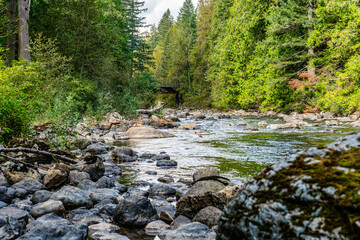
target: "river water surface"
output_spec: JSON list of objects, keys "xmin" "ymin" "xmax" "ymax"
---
[{"xmin": 118, "ymin": 115, "xmax": 360, "ymax": 185}]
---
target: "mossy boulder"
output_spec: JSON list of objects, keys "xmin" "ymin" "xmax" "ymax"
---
[{"xmin": 218, "ymin": 133, "xmax": 360, "ymax": 240}]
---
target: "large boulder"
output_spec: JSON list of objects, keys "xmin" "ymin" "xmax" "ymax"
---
[
  {"xmin": 218, "ymin": 133, "xmax": 360, "ymax": 239},
  {"xmin": 193, "ymin": 167, "xmax": 219, "ymax": 182},
  {"xmin": 51, "ymin": 186, "xmax": 93, "ymax": 210},
  {"xmin": 43, "ymin": 164, "xmax": 70, "ymax": 189},
  {"xmin": 114, "ymin": 193, "xmax": 157, "ymax": 227},
  {"xmin": 18, "ymin": 213, "xmax": 87, "ymax": 240},
  {"xmin": 124, "ymin": 126, "xmax": 175, "ymax": 139}
]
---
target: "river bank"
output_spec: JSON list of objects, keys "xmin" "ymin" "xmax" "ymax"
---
[{"xmin": 1, "ymin": 109, "xmax": 360, "ymax": 239}]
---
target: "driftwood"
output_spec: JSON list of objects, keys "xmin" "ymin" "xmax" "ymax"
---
[
  {"xmin": 0, "ymin": 148, "xmax": 78, "ymax": 164},
  {"xmin": 0, "ymin": 154, "xmax": 38, "ymax": 169}
]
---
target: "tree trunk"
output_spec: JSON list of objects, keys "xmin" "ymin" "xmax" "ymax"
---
[
  {"xmin": 308, "ymin": 0, "xmax": 315, "ymax": 81},
  {"xmin": 6, "ymin": 0, "xmax": 17, "ymax": 66},
  {"xmin": 18, "ymin": 0, "xmax": 31, "ymax": 61}
]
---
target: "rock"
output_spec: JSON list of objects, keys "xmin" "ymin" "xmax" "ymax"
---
[
  {"xmin": 3, "ymin": 165, "xmax": 41, "ymax": 185},
  {"xmin": 91, "ymin": 232, "xmax": 129, "ymax": 240},
  {"xmin": 124, "ymin": 126, "xmax": 175, "ymax": 139},
  {"xmin": 88, "ymin": 222, "xmax": 120, "ymax": 235},
  {"xmin": 85, "ymin": 142, "xmax": 114, "ymax": 155},
  {"xmin": 77, "ymin": 179, "xmax": 99, "ymax": 191},
  {"xmin": 192, "ymin": 112, "xmax": 206, "ymax": 120},
  {"xmin": 149, "ymin": 183, "xmax": 176, "ymax": 197},
  {"xmin": 177, "ymin": 178, "xmax": 193, "ymax": 186},
  {"xmin": 18, "ymin": 213, "xmax": 87, "ymax": 240},
  {"xmin": 51, "ymin": 186, "xmax": 93, "ymax": 210},
  {"xmin": 164, "ymin": 222, "xmax": 216, "ymax": 240},
  {"xmin": 257, "ymin": 121, "xmax": 268, "ymax": 127},
  {"xmin": 268, "ymin": 122, "xmax": 300, "ymax": 130},
  {"xmin": 170, "ymin": 215, "xmax": 191, "ymax": 230},
  {"xmin": 140, "ymin": 152, "xmax": 156, "ymax": 159},
  {"xmin": 69, "ymin": 208, "xmax": 104, "ymax": 226},
  {"xmin": 0, "ymin": 213, "xmax": 27, "ymax": 239},
  {"xmin": 150, "ymin": 118, "xmax": 177, "ymax": 129},
  {"xmin": 106, "ymin": 112, "xmax": 124, "ymax": 124},
  {"xmin": 114, "ymin": 193, "xmax": 157, "ymax": 227},
  {"xmin": 192, "ymin": 206, "xmax": 222, "ymax": 228},
  {"xmin": 178, "ymin": 124, "xmax": 200, "ymax": 130},
  {"xmin": 89, "ymin": 188, "xmax": 120, "ymax": 204},
  {"xmin": 112, "ymin": 153, "xmax": 136, "ymax": 162},
  {"xmin": 43, "ymin": 163, "xmax": 70, "ymax": 189},
  {"xmin": 235, "ymin": 121, "xmax": 247, "ymax": 126},
  {"xmin": 145, "ymin": 220, "xmax": 170, "ymax": 234},
  {"xmin": 30, "ymin": 200, "xmax": 65, "ymax": 218},
  {"xmin": 175, "ymin": 177, "xmax": 231, "ymax": 220},
  {"xmin": 75, "ymin": 156, "xmax": 105, "ymax": 181},
  {"xmin": 99, "ymin": 121, "xmax": 112, "ymax": 130},
  {"xmin": 152, "ymin": 197, "xmax": 176, "ymax": 218},
  {"xmin": 94, "ymin": 201, "xmax": 118, "ymax": 216},
  {"xmin": 31, "ymin": 190, "xmax": 52, "ymax": 205},
  {"xmin": 114, "ymin": 182, "xmax": 128, "ymax": 193},
  {"xmin": 0, "ymin": 202, "xmax": 7, "ymax": 209},
  {"xmin": 13, "ymin": 199, "xmax": 32, "ymax": 212},
  {"xmin": 193, "ymin": 167, "xmax": 219, "ymax": 182},
  {"xmin": 112, "ymin": 146, "xmax": 134, "ymax": 157},
  {"xmin": 244, "ymin": 126, "xmax": 259, "ymax": 131},
  {"xmin": 178, "ymin": 112, "xmax": 190, "ymax": 118},
  {"xmin": 152, "ymin": 154, "xmax": 170, "ymax": 161},
  {"xmin": 146, "ymin": 171, "xmax": 158, "ymax": 175},
  {"xmin": 159, "ymin": 211, "xmax": 174, "ymax": 224},
  {"xmin": 218, "ymin": 133, "xmax": 360, "ymax": 239},
  {"xmin": 0, "ymin": 207, "xmax": 28, "ymax": 228},
  {"xmin": 325, "ymin": 120, "xmax": 339, "ymax": 126},
  {"xmin": 156, "ymin": 160, "xmax": 178, "ymax": 167},
  {"xmin": 0, "ymin": 187, "xmax": 15, "ymax": 203},
  {"xmin": 12, "ymin": 178, "xmax": 45, "ymax": 195},
  {"xmin": 158, "ymin": 175, "xmax": 174, "ymax": 184},
  {"xmin": 97, "ymin": 154, "xmax": 113, "ymax": 162},
  {"xmin": 104, "ymin": 163, "xmax": 122, "ymax": 177},
  {"xmin": 96, "ymin": 176, "xmax": 114, "ymax": 188},
  {"xmin": 69, "ymin": 171, "xmax": 91, "ymax": 186},
  {"xmin": 351, "ymin": 121, "xmax": 360, "ymax": 127},
  {"xmin": 0, "ymin": 173, "xmax": 8, "ymax": 187}
]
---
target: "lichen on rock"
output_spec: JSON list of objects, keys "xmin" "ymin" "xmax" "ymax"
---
[{"xmin": 218, "ymin": 133, "xmax": 360, "ymax": 240}]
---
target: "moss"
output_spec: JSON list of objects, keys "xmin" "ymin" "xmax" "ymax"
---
[{"xmin": 243, "ymin": 146, "xmax": 360, "ymax": 238}]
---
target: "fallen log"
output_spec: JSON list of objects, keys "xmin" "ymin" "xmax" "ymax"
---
[{"xmin": 0, "ymin": 148, "xmax": 78, "ymax": 164}]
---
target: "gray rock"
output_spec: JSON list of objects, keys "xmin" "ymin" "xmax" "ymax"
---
[
  {"xmin": 149, "ymin": 183, "xmax": 176, "ymax": 197},
  {"xmin": 12, "ymin": 178, "xmax": 45, "ymax": 195},
  {"xmin": 96, "ymin": 176, "xmax": 114, "ymax": 188},
  {"xmin": 89, "ymin": 188, "xmax": 120, "ymax": 204},
  {"xmin": 0, "ymin": 201, "xmax": 7, "ymax": 209},
  {"xmin": 0, "ymin": 214, "xmax": 27, "ymax": 239},
  {"xmin": 193, "ymin": 167, "xmax": 219, "ymax": 182},
  {"xmin": 158, "ymin": 175, "xmax": 174, "ymax": 184},
  {"xmin": 114, "ymin": 193, "xmax": 157, "ymax": 227},
  {"xmin": 164, "ymin": 222, "xmax": 216, "ymax": 240},
  {"xmin": 145, "ymin": 171, "xmax": 158, "ymax": 175},
  {"xmin": 170, "ymin": 215, "xmax": 191, "ymax": 229},
  {"xmin": 192, "ymin": 206, "xmax": 222, "ymax": 228},
  {"xmin": 145, "ymin": 220, "xmax": 170, "ymax": 234},
  {"xmin": 218, "ymin": 133, "xmax": 360, "ymax": 239},
  {"xmin": 104, "ymin": 163, "xmax": 121, "ymax": 177},
  {"xmin": 90, "ymin": 232, "xmax": 130, "ymax": 240},
  {"xmin": 0, "ymin": 207, "xmax": 28, "ymax": 228},
  {"xmin": 94, "ymin": 200, "xmax": 117, "ymax": 216},
  {"xmin": 114, "ymin": 182, "xmax": 128, "ymax": 193},
  {"xmin": 112, "ymin": 146, "xmax": 134, "ymax": 157},
  {"xmin": 69, "ymin": 171, "xmax": 91, "ymax": 186},
  {"xmin": 0, "ymin": 187, "xmax": 15, "ymax": 203},
  {"xmin": 69, "ymin": 208, "xmax": 104, "ymax": 226},
  {"xmin": 0, "ymin": 173, "xmax": 8, "ymax": 187},
  {"xmin": 140, "ymin": 152, "xmax": 156, "ymax": 159},
  {"xmin": 156, "ymin": 160, "xmax": 178, "ymax": 167},
  {"xmin": 12, "ymin": 199, "xmax": 32, "ymax": 212},
  {"xmin": 75, "ymin": 156, "xmax": 105, "ymax": 181},
  {"xmin": 88, "ymin": 222, "xmax": 120, "ymax": 235},
  {"xmin": 18, "ymin": 213, "xmax": 87, "ymax": 240},
  {"xmin": 159, "ymin": 210, "xmax": 174, "ymax": 224},
  {"xmin": 31, "ymin": 190, "xmax": 52, "ymax": 204},
  {"xmin": 51, "ymin": 186, "xmax": 93, "ymax": 210},
  {"xmin": 152, "ymin": 197, "xmax": 176, "ymax": 219},
  {"xmin": 30, "ymin": 200, "xmax": 65, "ymax": 218},
  {"xmin": 97, "ymin": 154, "xmax": 113, "ymax": 162},
  {"xmin": 77, "ymin": 179, "xmax": 98, "ymax": 191},
  {"xmin": 85, "ymin": 142, "xmax": 114, "ymax": 154},
  {"xmin": 152, "ymin": 154, "xmax": 170, "ymax": 161}
]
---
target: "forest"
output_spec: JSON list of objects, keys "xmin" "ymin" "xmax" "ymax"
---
[{"xmin": 1, "ymin": 0, "xmax": 360, "ymax": 143}]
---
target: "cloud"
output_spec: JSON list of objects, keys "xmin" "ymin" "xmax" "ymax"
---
[{"xmin": 142, "ymin": 0, "xmax": 199, "ymax": 26}]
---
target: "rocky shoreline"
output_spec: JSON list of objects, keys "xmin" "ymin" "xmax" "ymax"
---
[{"xmin": 1, "ymin": 109, "xmax": 360, "ymax": 239}]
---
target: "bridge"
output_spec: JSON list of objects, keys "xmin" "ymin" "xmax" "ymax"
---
[{"xmin": 158, "ymin": 83, "xmax": 181, "ymax": 107}]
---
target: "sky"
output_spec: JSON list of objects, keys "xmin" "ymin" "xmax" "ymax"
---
[{"xmin": 142, "ymin": 0, "xmax": 200, "ymax": 27}]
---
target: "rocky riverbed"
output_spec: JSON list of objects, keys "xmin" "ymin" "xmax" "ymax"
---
[{"xmin": 1, "ymin": 109, "xmax": 360, "ymax": 239}]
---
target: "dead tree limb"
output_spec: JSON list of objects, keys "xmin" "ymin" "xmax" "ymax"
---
[
  {"xmin": 0, "ymin": 148, "xmax": 78, "ymax": 164},
  {"xmin": 0, "ymin": 154, "xmax": 38, "ymax": 169}
]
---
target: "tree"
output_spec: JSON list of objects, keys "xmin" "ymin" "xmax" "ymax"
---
[{"xmin": 18, "ymin": 0, "xmax": 31, "ymax": 61}]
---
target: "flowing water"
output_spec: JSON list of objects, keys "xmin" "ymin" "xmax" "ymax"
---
[{"xmin": 117, "ymin": 115, "xmax": 360, "ymax": 185}]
